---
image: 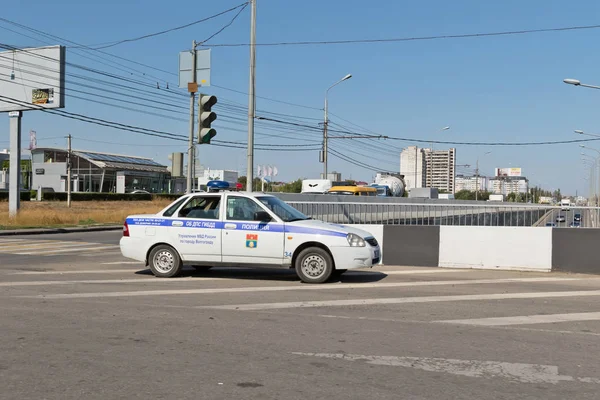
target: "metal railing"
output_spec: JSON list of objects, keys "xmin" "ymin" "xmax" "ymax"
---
[{"xmin": 287, "ymin": 201, "xmax": 600, "ymax": 228}]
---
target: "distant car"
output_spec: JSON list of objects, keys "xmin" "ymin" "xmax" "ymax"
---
[
  {"xmin": 556, "ymin": 215, "xmax": 566, "ymax": 223},
  {"xmin": 545, "ymin": 222, "xmax": 556, "ymax": 227},
  {"xmin": 574, "ymin": 214, "xmax": 581, "ymax": 222},
  {"xmin": 130, "ymin": 190, "xmax": 150, "ymax": 194},
  {"xmin": 570, "ymin": 222, "xmax": 581, "ymax": 228}
]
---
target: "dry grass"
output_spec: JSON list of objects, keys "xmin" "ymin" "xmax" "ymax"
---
[{"xmin": 0, "ymin": 200, "xmax": 173, "ymax": 229}]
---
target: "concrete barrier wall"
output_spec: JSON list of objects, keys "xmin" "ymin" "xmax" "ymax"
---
[
  {"xmin": 345, "ymin": 224, "xmax": 599, "ymax": 273},
  {"xmin": 552, "ymin": 229, "xmax": 600, "ymax": 273},
  {"xmin": 382, "ymin": 226, "xmax": 440, "ymax": 267},
  {"xmin": 438, "ymin": 227, "xmax": 552, "ymax": 272}
]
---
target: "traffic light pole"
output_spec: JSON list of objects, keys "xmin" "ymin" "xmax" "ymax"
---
[{"xmin": 186, "ymin": 40, "xmax": 198, "ymax": 194}]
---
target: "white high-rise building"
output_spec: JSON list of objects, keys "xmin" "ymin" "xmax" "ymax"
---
[
  {"xmin": 400, "ymin": 146, "xmax": 426, "ymax": 190},
  {"xmin": 424, "ymin": 148, "xmax": 456, "ymax": 193}
]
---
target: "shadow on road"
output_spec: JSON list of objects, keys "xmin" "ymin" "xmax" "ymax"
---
[{"xmin": 133, "ymin": 267, "xmax": 388, "ymax": 283}]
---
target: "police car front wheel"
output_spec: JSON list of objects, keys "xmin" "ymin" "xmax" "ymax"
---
[
  {"xmin": 149, "ymin": 245, "xmax": 183, "ymax": 278},
  {"xmin": 295, "ymin": 247, "xmax": 334, "ymax": 284}
]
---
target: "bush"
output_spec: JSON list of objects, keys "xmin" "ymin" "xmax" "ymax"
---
[
  {"xmin": 36, "ymin": 192, "xmax": 185, "ymax": 201},
  {"xmin": 0, "ymin": 191, "xmax": 31, "ymax": 201}
]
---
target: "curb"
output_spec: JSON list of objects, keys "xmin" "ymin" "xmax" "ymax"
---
[{"xmin": 0, "ymin": 225, "xmax": 122, "ymax": 236}]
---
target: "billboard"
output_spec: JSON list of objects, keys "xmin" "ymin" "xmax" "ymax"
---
[
  {"xmin": 495, "ymin": 167, "xmax": 522, "ymax": 177},
  {"xmin": 0, "ymin": 45, "xmax": 66, "ymax": 112}
]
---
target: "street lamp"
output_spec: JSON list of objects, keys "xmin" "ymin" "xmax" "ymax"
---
[
  {"xmin": 323, "ymin": 73, "xmax": 352, "ymax": 179},
  {"xmin": 564, "ymin": 78, "xmax": 600, "ymax": 90}
]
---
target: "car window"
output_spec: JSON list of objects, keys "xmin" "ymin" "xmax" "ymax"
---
[
  {"xmin": 178, "ymin": 196, "xmax": 221, "ymax": 219},
  {"xmin": 226, "ymin": 196, "xmax": 265, "ymax": 221},
  {"xmin": 162, "ymin": 197, "xmax": 188, "ymax": 217}
]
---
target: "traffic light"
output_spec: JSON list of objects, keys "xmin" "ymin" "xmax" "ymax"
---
[{"xmin": 198, "ymin": 94, "xmax": 217, "ymax": 144}]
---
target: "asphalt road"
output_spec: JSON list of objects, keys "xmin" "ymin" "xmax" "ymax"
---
[
  {"xmin": 537, "ymin": 208, "xmax": 585, "ymax": 228},
  {"xmin": 2, "ymin": 231, "xmax": 600, "ymax": 399}
]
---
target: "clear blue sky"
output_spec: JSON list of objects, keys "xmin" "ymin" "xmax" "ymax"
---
[{"xmin": 2, "ymin": 0, "xmax": 600, "ymax": 195}]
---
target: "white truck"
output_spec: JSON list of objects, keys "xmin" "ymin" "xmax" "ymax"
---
[
  {"xmin": 301, "ymin": 179, "xmax": 332, "ymax": 194},
  {"xmin": 488, "ymin": 194, "xmax": 504, "ymax": 202},
  {"xmin": 560, "ymin": 198, "xmax": 571, "ymax": 211}
]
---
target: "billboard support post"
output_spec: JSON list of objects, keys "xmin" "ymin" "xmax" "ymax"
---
[{"xmin": 8, "ymin": 111, "xmax": 22, "ymax": 217}]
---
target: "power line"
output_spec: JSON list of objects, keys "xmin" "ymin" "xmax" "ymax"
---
[
  {"xmin": 89, "ymin": 3, "xmax": 249, "ymax": 50},
  {"xmin": 209, "ymin": 23, "xmax": 600, "ymax": 47},
  {"xmin": 200, "ymin": 2, "xmax": 249, "ymax": 45}
]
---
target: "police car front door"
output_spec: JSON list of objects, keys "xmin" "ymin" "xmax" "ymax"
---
[
  {"xmin": 170, "ymin": 194, "xmax": 222, "ymax": 263},
  {"xmin": 221, "ymin": 195, "xmax": 284, "ymax": 265}
]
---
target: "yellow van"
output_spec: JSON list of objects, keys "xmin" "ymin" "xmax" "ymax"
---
[{"xmin": 326, "ymin": 186, "xmax": 378, "ymax": 196}]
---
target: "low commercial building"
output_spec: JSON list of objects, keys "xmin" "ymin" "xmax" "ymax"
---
[{"xmin": 31, "ymin": 148, "xmax": 170, "ymax": 193}]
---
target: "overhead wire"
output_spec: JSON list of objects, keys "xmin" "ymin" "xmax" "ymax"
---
[
  {"xmin": 209, "ymin": 23, "xmax": 600, "ymax": 47},
  {"xmin": 85, "ymin": 3, "xmax": 250, "ymax": 50}
]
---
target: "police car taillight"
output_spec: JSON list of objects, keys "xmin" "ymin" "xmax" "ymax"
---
[{"xmin": 123, "ymin": 221, "xmax": 130, "ymax": 237}]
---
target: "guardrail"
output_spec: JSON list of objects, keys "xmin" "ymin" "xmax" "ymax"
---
[{"xmin": 286, "ymin": 201, "xmax": 599, "ymax": 227}]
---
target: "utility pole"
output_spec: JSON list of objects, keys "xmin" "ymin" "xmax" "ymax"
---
[
  {"xmin": 246, "ymin": 0, "xmax": 257, "ymax": 192},
  {"xmin": 475, "ymin": 158, "xmax": 479, "ymax": 201},
  {"xmin": 67, "ymin": 134, "xmax": 72, "ymax": 207},
  {"xmin": 186, "ymin": 40, "xmax": 198, "ymax": 194},
  {"xmin": 323, "ymin": 99, "xmax": 328, "ymax": 179}
]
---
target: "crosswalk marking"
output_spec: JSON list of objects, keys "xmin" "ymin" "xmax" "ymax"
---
[
  {"xmin": 435, "ymin": 312, "xmax": 600, "ymax": 326},
  {"xmin": 15, "ymin": 277, "xmax": 599, "ymax": 299}
]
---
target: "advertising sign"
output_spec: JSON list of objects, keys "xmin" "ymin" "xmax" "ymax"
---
[
  {"xmin": 495, "ymin": 167, "xmax": 522, "ymax": 177},
  {"xmin": 0, "ymin": 45, "xmax": 66, "ymax": 112}
]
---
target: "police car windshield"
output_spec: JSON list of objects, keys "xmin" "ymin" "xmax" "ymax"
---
[{"xmin": 256, "ymin": 196, "xmax": 310, "ymax": 222}]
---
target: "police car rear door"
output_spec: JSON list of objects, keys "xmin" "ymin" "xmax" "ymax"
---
[
  {"xmin": 169, "ymin": 194, "xmax": 222, "ymax": 263},
  {"xmin": 221, "ymin": 194, "xmax": 284, "ymax": 265}
]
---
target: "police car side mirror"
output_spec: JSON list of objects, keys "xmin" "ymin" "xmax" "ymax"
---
[{"xmin": 254, "ymin": 211, "xmax": 272, "ymax": 222}]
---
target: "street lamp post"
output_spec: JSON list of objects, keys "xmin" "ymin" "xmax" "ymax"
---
[
  {"xmin": 564, "ymin": 78, "xmax": 600, "ymax": 90},
  {"xmin": 323, "ymin": 74, "xmax": 352, "ymax": 179}
]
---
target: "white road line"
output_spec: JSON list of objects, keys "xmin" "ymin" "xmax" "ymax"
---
[
  {"xmin": 291, "ymin": 353, "xmax": 600, "ymax": 384},
  {"xmin": 101, "ymin": 261, "xmax": 142, "ymax": 265},
  {"xmin": 80, "ymin": 251, "xmax": 121, "ymax": 257},
  {"xmin": 13, "ymin": 245, "xmax": 118, "ymax": 255},
  {"xmin": 435, "ymin": 312, "xmax": 600, "ymax": 326},
  {"xmin": 15, "ymin": 277, "xmax": 600, "ymax": 299},
  {"xmin": 11, "ymin": 268, "xmax": 145, "ymax": 275},
  {"xmin": 1, "ymin": 277, "xmax": 230, "ymax": 287},
  {"xmin": 201, "ymin": 290, "xmax": 600, "ymax": 311},
  {"xmin": 0, "ymin": 241, "xmax": 93, "ymax": 251},
  {"xmin": 356, "ymin": 270, "xmax": 464, "ymax": 275}
]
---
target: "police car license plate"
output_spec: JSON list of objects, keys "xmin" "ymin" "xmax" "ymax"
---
[{"xmin": 374, "ymin": 249, "xmax": 380, "ymax": 259}]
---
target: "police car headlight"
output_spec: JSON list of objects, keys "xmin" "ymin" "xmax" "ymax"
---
[{"xmin": 346, "ymin": 233, "xmax": 366, "ymax": 247}]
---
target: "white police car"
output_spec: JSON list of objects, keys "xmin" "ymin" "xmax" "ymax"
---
[{"xmin": 120, "ymin": 191, "xmax": 380, "ymax": 283}]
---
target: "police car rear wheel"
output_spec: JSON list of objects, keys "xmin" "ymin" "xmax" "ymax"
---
[
  {"xmin": 295, "ymin": 247, "xmax": 333, "ymax": 284},
  {"xmin": 149, "ymin": 245, "xmax": 182, "ymax": 278}
]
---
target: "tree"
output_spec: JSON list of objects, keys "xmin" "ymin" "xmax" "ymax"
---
[{"xmin": 455, "ymin": 190, "xmax": 475, "ymax": 200}]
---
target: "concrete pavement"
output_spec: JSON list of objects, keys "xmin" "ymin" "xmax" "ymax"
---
[{"xmin": 2, "ymin": 232, "xmax": 600, "ymax": 399}]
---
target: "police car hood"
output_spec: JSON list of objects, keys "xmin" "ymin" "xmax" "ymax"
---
[{"xmin": 289, "ymin": 219, "xmax": 376, "ymax": 239}]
